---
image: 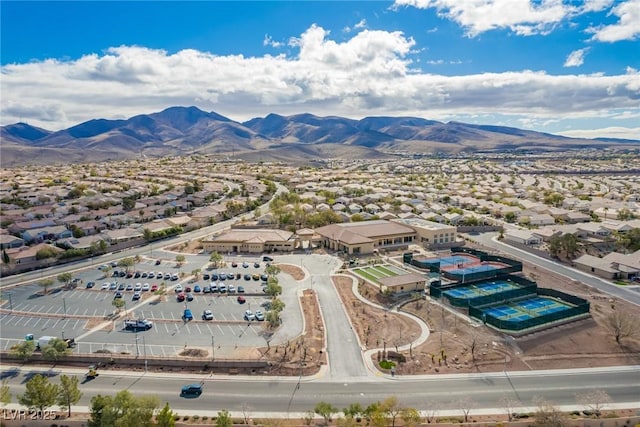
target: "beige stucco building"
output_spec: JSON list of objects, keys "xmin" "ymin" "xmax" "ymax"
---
[
  {"xmin": 201, "ymin": 229, "xmax": 295, "ymax": 254},
  {"xmin": 391, "ymin": 218, "xmax": 459, "ymax": 249},
  {"xmin": 314, "ymin": 220, "xmax": 416, "ymax": 255}
]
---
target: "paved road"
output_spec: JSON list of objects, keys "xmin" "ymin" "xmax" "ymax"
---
[
  {"xmin": 468, "ymin": 232, "xmax": 640, "ymax": 307},
  {"xmin": 2, "ymin": 365, "xmax": 639, "ymax": 416}
]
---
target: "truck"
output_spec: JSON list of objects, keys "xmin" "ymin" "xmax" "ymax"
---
[
  {"xmin": 124, "ymin": 319, "xmax": 153, "ymax": 331},
  {"xmin": 33, "ymin": 335, "xmax": 75, "ymax": 350}
]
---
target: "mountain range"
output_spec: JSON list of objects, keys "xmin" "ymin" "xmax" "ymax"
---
[{"xmin": 2, "ymin": 106, "xmax": 638, "ymax": 166}]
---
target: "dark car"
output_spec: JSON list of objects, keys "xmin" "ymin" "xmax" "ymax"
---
[
  {"xmin": 244, "ymin": 274, "xmax": 251, "ymax": 281},
  {"xmin": 237, "ymin": 295, "xmax": 246, "ymax": 304},
  {"xmin": 254, "ymin": 262, "xmax": 260, "ymax": 268},
  {"xmin": 112, "ymin": 271, "xmax": 119, "ymax": 277},
  {"xmin": 237, "ymin": 285, "xmax": 245, "ymax": 293},
  {"xmin": 119, "ymin": 271, "xmax": 127, "ymax": 278},
  {"xmin": 203, "ymin": 274, "xmax": 210, "ymax": 281},
  {"xmin": 114, "ymin": 292, "xmax": 123, "ymax": 299},
  {"xmin": 180, "ymin": 383, "xmax": 202, "ymax": 397},
  {"xmin": 211, "ymin": 273, "xmax": 219, "ymax": 281},
  {"xmin": 86, "ymin": 281, "xmax": 95, "ymax": 289},
  {"xmin": 263, "ymin": 256, "xmax": 274, "ymax": 262},
  {"xmin": 186, "ymin": 293, "xmax": 194, "ymax": 302},
  {"xmin": 231, "ymin": 261, "xmax": 238, "ymax": 268},
  {"xmin": 155, "ymin": 259, "xmax": 162, "ymax": 265},
  {"xmin": 193, "ymin": 285, "xmax": 201, "ymax": 293},
  {"xmin": 118, "ymin": 283, "xmax": 126, "ymax": 291},
  {"xmin": 134, "ymin": 271, "xmax": 141, "ymax": 278}
]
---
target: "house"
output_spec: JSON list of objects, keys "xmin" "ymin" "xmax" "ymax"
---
[
  {"xmin": 525, "ymin": 214, "xmax": 556, "ymax": 227},
  {"xmin": 504, "ymin": 229, "xmax": 542, "ymax": 245},
  {"xmin": 22, "ymin": 225, "xmax": 73, "ymax": 243},
  {"xmin": 0, "ymin": 234, "xmax": 25, "ymax": 250},
  {"xmin": 6, "ymin": 243, "xmax": 64, "ymax": 264},
  {"xmin": 393, "ymin": 217, "xmax": 459, "ymax": 249},
  {"xmin": 573, "ymin": 251, "xmax": 640, "ymax": 280}
]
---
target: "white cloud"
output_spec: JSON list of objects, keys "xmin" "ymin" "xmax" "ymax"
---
[
  {"xmin": 344, "ymin": 19, "xmax": 367, "ymax": 33},
  {"xmin": 263, "ymin": 34, "xmax": 284, "ymax": 48},
  {"xmin": 558, "ymin": 126, "xmax": 640, "ymax": 139},
  {"xmin": 1, "ymin": 25, "xmax": 638, "ymax": 133},
  {"xmin": 563, "ymin": 47, "xmax": 589, "ymax": 67},
  {"xmin": 392, "ymin": 0, "xmax": 576, "ymax": 37},
  {"xmin": 587, "ymin": 0, "xmax": 640, "ymax": 42}
]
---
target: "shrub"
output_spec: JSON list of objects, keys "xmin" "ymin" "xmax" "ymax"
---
[
  {"xmin": 183, "ymin": 415, "xmax": 190, "ymax": 421},
  {"xmin": 379, "ymin": 359, "xmax": 396, "ymax": 369}
]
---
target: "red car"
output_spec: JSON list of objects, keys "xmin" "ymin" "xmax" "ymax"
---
[
  {"xmin": 185, "ymin": 286, "xmax": 192, "ymax": 293},
  {"xmin": 150, "ymin": 284, "xmax": 158, "ymax": 292},
  {"xmin": 177, "ymin": 292, "xmax": 186, "ymax": 302},
  {"xmin": 237, "ymin": 296, "xmax": 246, "ymax": 304}
]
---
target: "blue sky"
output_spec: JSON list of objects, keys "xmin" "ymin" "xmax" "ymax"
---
[{"xmin": 1, "ymin": 0, "xmax": 639, "ymax": 139}]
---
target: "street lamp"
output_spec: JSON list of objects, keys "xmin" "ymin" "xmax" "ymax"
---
[
  {"xmin": 135, "ymin": 334, "xmax": 140, "ymax": 358},
  {"xmin": 7, "ymin": 293, "xmax": 12, "ymax": 312},
  {"xmin": 143, "ymin": 335, "xmax": 147, "ymax": 372},
  {"xmin": 211, "ymin": 335, "xmax": 215, "ymax": 362},
  {"xmin": 62, "ymin": 297, "xmax": 67, "ymax": 319}
]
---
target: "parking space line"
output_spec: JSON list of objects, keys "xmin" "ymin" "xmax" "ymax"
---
[
  {"xmin": 32, "ymin": 318, "xmax": 43, "ymax": 328},
  {"xmin": 23, "ymin": 317, "xmax": 35, "ymax": 327},
  {"xmin": 73, "ymin": 319, "xmax": 80, "ymax": 329}
]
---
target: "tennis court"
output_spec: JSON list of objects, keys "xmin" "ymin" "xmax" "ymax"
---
[
  {"xmin": 443, "ymin": 279, "xmax": 521, "ymax": 299},
  {"xmin": 483, "ymin": 297, "xmax": 575, "ymax": 321},
  {"xmin": 422, "ymin": 254, "xmax": 479, "ymax": 269},
  {"xmin": 353, "ymin": 264, "xmax": 410, "ymax": 284}
]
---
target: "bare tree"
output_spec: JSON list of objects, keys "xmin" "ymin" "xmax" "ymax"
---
[
  {"xmin": 576, "ymin": 390, "xmax": 613, "ymax": 418},
  {"xmin": 240, "ymin": 402, "xmax": 252, "ymax": 425},
  {"xmin": 605, "ymin": 311, "xmax": 640, "ymax": 344},
  {"xmin": 454, "ymin": 397, "xmax": 477, "ymax": 422},
  {"xmin": 423, "ymin": 400, "xmax": 441, "ymax": 423},
  {"xmin": 498, "ymin": 395, "xmax": 521, "ymax": 422},
  {"xmin": 533, "ymin": 396, "xmax": 565, "ymax": 427}
]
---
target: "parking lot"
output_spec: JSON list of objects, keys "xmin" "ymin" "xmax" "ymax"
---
[{"xmin": 1, "ymin": 253, "xmax": 292, "ymax": 357}]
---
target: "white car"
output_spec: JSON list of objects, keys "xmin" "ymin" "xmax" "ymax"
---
[
  {"xmin": 202, "ymin": 310, "xmax": 214, "ymax": 321},
  {"xmin": 255, "ymin": 310, "xmax": 265, "ymax": 321},
  {"xmin": 101, "ymin": 282, "xmax": 110, "ymax": 290},
  {"xmin": 142, "ymin": 283, "xmax": 150, "ymax": 291},
  {"xmin": 219, "ymin": 283, "xmax": 227, "ymax": 293},
  {"xmin": 174, "ymin": 284, "xmax": 183, "ymax": 293},
  {"xmin": 228, "ymin": 284, "xmax": 236, "ymax": 293},
  {"xmin": 243, "ymin": 310, "xmax": 255, "ymax": 321},
  {"xmin": 134, "ymin": 283, "xmax": 142, "ymax": 291}
]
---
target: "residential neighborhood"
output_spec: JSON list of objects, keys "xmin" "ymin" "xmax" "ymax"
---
[{"xmin": 1, "ymin": 151, "xmax": 639, "ymax": 281}]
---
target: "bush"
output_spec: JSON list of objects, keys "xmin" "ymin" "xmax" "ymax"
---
[
  {"xmin": 173, "ymin": 415, "xmax": 181, "ymax": 421},
  {"xmin": 193, "ymin": 415, "xmax": 200, "ymax": 421},
  {"xmin": 183, "ymin": 415, "xmax": 190, "ymax": 421},
  {"xmin": 379, "ymin": 359, "xmax": 396, "ymax": 369}
]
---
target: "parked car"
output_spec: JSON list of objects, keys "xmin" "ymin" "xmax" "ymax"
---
[
  {"xmin": 86, "ymin": 281, "xmax": 95, "ymax": 289},
  {"xmin": 261, "ymin": 274, "xmax": 268, "ymax": 281},
  {"xmin": 101, "ymin": 282, "xmax": 110, "ymax": 290},
  {"xmin": 194, "ymin": 285, "xmax": 201, "ymax": 293},
  {"xmin": 263, "ymin": 256, "xmax": 274, "ymax": 262},
  {"xmin": 202, "ymin": 274, "xmax": 210, "ymax": 281},
  {"xmin": 242, "ymin": 262, "xmax": 249, "ymax": 268},
  {"xmin": 134, "ymin": 271, "xmax": 141, "ymax": 278},
  {"xmin": 114, "ymin": 292, "xmax": 123, "ymax": 299},
  {"xmin": 231, "ymin": 261, "xmax": 238, "ymax": 268},
  {"xmin": 218, "ymin": 273, "xmax": 226, "ymax": 280},
  {"xmin": 148, "ymin": 272, "xmax": 155, "ymax": 278},
  {"xmin": 150, "ymin": 284, "xmax": 158, "ymax": 292},
  {"xmin": 118, "ymin": 283, "xmax": 126, "ymax": 291},
  {"xmin": 244, "ymin": 274, "xmax": 251, "ymax": 281},
  {"xmin": 237, "ymin": 285, "xmax": 245, "ymax": 293},
  {"xmin": 120, "ymin": 271, "xmax": 127, "ymax": 278},
  {"xmin": 210, "ymin": 283, "xmax": 218, "ymax": 293},
  {"xmin": 185, "ymin": 286, "xmax": 192, "ymax": 293},
  {"xmin": 142, "ymin": 283, "xmax": 150, "ymax": 292},
  {"xmin": 243, "ymin": 310, "xmax": 255, "ymax": 321},
  {"xmin": 255, "ymin": 310, "xmax": 265, "ymax": 321},
  {"xmin": 202, "ymin": 310, "xmax": 213, "ymax": 320},
  {"xmin": 182, "ymin": 309, "xmax": 193, "ymax": 321},
  {"xmin": 134, "ymin": 283, "xmax": 142, "ymax": 291},
  {"xmin": 219, "ymin": 283, "xmax": 227, "ymax": 293},
  {"xmin": 155, "ymin": 259, "xmax": 162, "ymax": 265},
  {"xmin": 125, "ymin": 283, "xmax": 134, "ymax": 291},
  {"xmin": 109, "ymin": 282, "xmax": 118, "ymax": 290},
  {"xmin": 177, "ymin": 292, "xmax": 186, "ymax": 302},
  {"xmin": 132, "ymin": 291, "xmax": 142, "ymax": 301},
  {"xmin": 186, "ymin": 293, "xmax": 194, "ymax": 301},
  {"xmin": 228, "ymin": 284, "xmax": 236, "ymax": 293},
  {"xmin": 211, "ymin": 273, "xmax": 219, "ymax": 281},
  {"xmin": 237, "ymin": 296, "xmax": 246, "ymax": 304},
  {"xmin": 174, "ymin": 284, "xmax": 183, "ymax": 293},
  {"xmin": 252, "ymin": 274, "xmax": 260, "ymax": 281},
  {"xmin": 254, "ymin": 262, "xmax": 260, "ymax": 268},
  {"xmin": 141, "ymin": 272, "xmax": 148, "ymax": 278},
  {"xmin": 203, "ymin": 286, "xmax": 211, "ymax": 293}
]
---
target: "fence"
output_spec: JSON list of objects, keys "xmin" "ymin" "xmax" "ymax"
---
[
  {"xmin": 430, "ymin": 275, "xmax": 538, "ymax": 308},
  {"xmin": 469, "ymin": 287, "xmax": 590, "ymax": 333}
]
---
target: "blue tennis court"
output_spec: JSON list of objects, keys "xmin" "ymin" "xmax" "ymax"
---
[
  {"xmin": 483, "ymin": 297, "xmax": 574, "ymax": 320},
  {"xmin": 448, "ymin": 264, "xmax": 501, "ymax": 275},
  {"xmin": 422, "ymin": 255, "xmax": 478, "ymax": 267},
  {"xmin": 443, "ymin": 280, "xmax": 521, "ymax": 299}
]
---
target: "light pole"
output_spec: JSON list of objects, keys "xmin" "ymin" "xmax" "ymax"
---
[
  {"xmin": 211, "ymin": 335, "xmax": 215, "ymax": 362},
  {"xmin": 62, "ymin": 297, "xmax": 67, "ymax": 319},
  {"xmin": 135, "ymin": 334, "xmax": 140, "ymax": 358},
  {"xmin": 7, "ymin": 293, "xmax": 12, "ymax": 312},
  {"xmin": 143, "ymin": 335, "xmax": 147, "ymax": 372}
]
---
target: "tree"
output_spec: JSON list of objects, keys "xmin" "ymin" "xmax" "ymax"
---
[
  {"xmin": 156, "ymin": 402, "xmax": 177, "ymax": 427},
  {"xmin": 209, "ymin": 251, "xmax": 223, "ymax": 268},
  {"xmin": 41, "ymin": 338, "xmax": 71, "ymax": 362},
  {"xmin": 380, "ymin": 396, "xmax": 403, "ymax": 427},
  {"xmin": 10, "ymin": 340, "xmax": 36, "ymax": 361},
  {"xmin": 423, "ymin": 400, "xmax": 441, "ymax": 423},
  {"xmin": 270, "ymin": 298, "xmax": 286, "ymax": 313},
  {"xmin": 1, "ymin": 379, "xmax": 11, "ymax": 405},
  {"xmin": 112, "ymin": 298, "xmax": 126, "ymax": 312},
  {"xmin": 133, "ymin": 255, "xmax": 142, "ymax": 270},
  {"xmin": 455, "ymin": 396, "xmax": 477, "ymax": 422},
  {"xmin": 18, "ymin": 374, "xmax": 60, "ymax": 413},
  {"xmin": 576, "ymin": 390, "xmax": 613, "ymax": 418},
  {"xmin": 605, "ymin": 310, "xmax": 640, "ymax": 344},
  {"xmin": 216, "ymin": 409, "xmax": 233, "ymax": 427},
  {"xmin": 315, "ymin": 401, "xmax": 338, "ymax": 425},
  {"xmin": 264, "ymin": 278, "xmax": 283, "ymax": 298},
  {"xmin": 533, "ymin": 396, "xmax": 565, "ymax": 427},
  {"xmin": 343, "ymin": 403, "xmax": 364, "ymax": 419},
  {"xmin": 57, "ymin": 374, "xmax": 82, "ymax": 417},
  {"xmin": 118, "ymin": 257, "xmax": 135, "ymax": 272},
  {"xmin": 175, "ymin": 254, "xmax": 186, "ymax": 267},
  {"xmin": 400, "ymin": 407, "xmax": 421, "ymax": 427},
  {"xmin": 498, "ymin": 395, "xmax": 521, "ymax": 422},
  {"xmin": 57, "ymin": 272, "xmax": 74, "ymax": 289},
  {"xmin": 39, "ymin": 278, "xmax": 54, "ymax": 295},
  {"xmin": 265, "ymin": 264, "xmax": 281, "ymax": 277},
  {"xmin": 89, "ymin": 390, "xmax": 158, "ymax": 427}
]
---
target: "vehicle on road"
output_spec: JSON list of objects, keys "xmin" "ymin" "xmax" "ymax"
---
[
  {"xmin": 244, "ymin": 310, "xmax": 255, "ymax": 321},
  {"xmin": 180, "ymin": 383, "xmax": 202, "ymax": 397},
  {"xmin": 85, "ymin": 365, "xmax": 99, "ymax": 380},
  {"xmin": 124, "ymin": 319, "xmax": 153, "ymax": 331},
  {"xmin": 202, "ymin": 310, "xmax": 213, "ymax": 320},
  {"xmin": 263, "ymin": 256, "xmax": 274, "ymax": 262}
]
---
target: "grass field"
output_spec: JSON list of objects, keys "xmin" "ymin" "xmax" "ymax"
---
[{"xmin": 353, "ymin": 264, "xmax": 409, "ymax": 284}]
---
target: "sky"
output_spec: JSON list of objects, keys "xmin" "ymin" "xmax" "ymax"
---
[{"xmin": 1, "ymin": 0, "xmax": 639, "ymax": 140}]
